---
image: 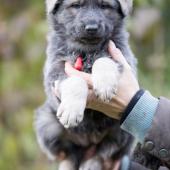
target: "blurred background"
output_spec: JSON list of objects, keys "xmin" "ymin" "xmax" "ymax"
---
[{"xmin": 0, "ymin": 0, "xmax": 170, "ymax": 170}]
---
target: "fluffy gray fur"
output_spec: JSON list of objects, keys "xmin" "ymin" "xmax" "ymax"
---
[{"xmin": 35, "ymin": 0, "xmax": 137, "ymax": 169}]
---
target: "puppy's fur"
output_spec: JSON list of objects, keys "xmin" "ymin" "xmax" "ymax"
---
[{"xmin": 35, "ymin": 0, "xmax": 137, "ymax": 169}]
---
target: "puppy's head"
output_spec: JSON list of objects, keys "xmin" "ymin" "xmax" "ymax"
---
[{"xmin": 46, "ymin": 0, "xmax": 133, "ymax": 52}]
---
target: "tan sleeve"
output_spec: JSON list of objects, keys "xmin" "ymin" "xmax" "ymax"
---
[{"xmin": 141, "ymin": 97, "xmax": 170, "ymax": 165}]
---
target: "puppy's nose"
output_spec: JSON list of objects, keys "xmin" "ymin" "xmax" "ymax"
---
[{"xmin": 85, "ymin": 24, "xmax": 98, "ymax": 34}]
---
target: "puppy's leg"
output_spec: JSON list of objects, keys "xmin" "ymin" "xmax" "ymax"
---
[
  {"xmin": 92, "ymin": 57, "xmax": 121, "ymax": 102},
  {"xmin": 56, "ymin": 76, "xmax": 88, "ymax": 128},
  {"xmin": 34, "ymin": 102, "xmax": 72, "ymax": 160},
  {"xmin": 79, "ymin": 157, "xmax": 102, "ymax": 170}
]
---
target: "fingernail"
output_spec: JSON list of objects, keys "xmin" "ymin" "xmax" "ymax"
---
[
  {"xmin": 65, "ymin": 62, "xmax": 73, "ymax": 72},
  {"xmin": 109, "ymin": 40, "xmax": 116, "ymax": 49},
  {"xmin": 65, "ymin": 62, "xmax": 71, "ymax": 67}
]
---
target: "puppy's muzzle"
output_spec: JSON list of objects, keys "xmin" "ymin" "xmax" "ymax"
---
[
  {"xmin": 85, "ymin": 23, "xmax": 99, "ymax": 35},
  {"xmin": 76, "ymin": 21, "xmax": 103, "ymax": 44}
]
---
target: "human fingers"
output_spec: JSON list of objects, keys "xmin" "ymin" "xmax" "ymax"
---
[
  {"xmin": 108, "ymin": 40, "xmax": 131, "ymax": 70},
  {"xmin": 65, "ymin": 62, "xmax": 93, "ymax": 88}
]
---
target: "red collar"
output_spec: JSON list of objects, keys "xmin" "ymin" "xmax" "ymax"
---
[{"xmin": 74, "ymin": 55, "xmax": 83, "ymax": 71}]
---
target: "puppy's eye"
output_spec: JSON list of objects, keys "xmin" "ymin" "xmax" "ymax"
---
[
  {"xmin": 100, "ymin": 2, "xmax": 113, "ymax": 10},
  {"xmin": 70, "ymin": 2, "xmax": 81, "ymax": 9}
]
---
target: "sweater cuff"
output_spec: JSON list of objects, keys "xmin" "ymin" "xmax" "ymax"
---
[{"xmin": 121, "ymin": 91, "xmax": 159, "ymax": 142}]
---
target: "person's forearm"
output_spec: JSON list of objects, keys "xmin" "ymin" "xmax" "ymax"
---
[
  {"xmin": 120, "ymin": 90, "xmax": 159, "ymax": 142},
  {"xmin": 121, "ymin": 91, "xmax": 170, "ymax": 164}
]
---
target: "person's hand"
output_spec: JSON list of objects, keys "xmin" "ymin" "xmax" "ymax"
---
[{"xmin": 65, "ymin": 40, "xmax": 139, "ymax": 119}]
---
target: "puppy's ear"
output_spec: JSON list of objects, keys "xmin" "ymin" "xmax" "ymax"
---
[
  {"xmin": 118, "ymin": 0, "xmax": 133, "ymax": 16},
  {"xmin": 46, "ymin": 0, "xmax": 63, "ymax": 14}
]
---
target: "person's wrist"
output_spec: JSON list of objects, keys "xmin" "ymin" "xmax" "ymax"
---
[
  {"xmin": 121, "ymin": 90, "xmax": 139, "ymax": 113},
  {"xmin": 120, "ymin": 89, "xmax": 145, "ymax": 124}
]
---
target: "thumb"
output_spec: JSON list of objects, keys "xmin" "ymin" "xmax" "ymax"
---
[
  {"xmin": 108, "ymin": 40, "xmax": 131, "ymax": 69},
  {"xmin": 65, "ymin": 62, "xmax": 93, "ymax": 88},
  {"xmin": 65, "ymin": 62, "xmax": 79, "ymax": 76}
]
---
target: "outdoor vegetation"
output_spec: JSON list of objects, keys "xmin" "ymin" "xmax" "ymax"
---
[{"xmin": 0, "ymin": 0, "xmax": 170, "ymax": 169}]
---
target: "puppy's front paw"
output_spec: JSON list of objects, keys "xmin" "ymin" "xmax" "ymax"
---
[
  {"xmin": 57, "ymin": 99, "xmax": 85, "ymax": 128},
  {"xmin": 56, "ymin": 77, "xmax": 88, "ymax": 128},
  {"xmin": 92, "ymin": 57, "xmax": 121, "ymax": 102}
]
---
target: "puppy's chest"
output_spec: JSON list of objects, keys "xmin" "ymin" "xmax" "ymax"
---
[
  {"xmin": 72, "ymin": 52, "xmax": 109, "ymax": 73},
  {"xmin": 81, "ymin": 53, "xmax": 97, "ymax": 73}
]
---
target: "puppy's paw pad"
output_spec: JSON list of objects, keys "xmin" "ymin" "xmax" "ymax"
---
[{"xmin": 57, "ymin": 100, "xmax": 85, "ymax": 128}]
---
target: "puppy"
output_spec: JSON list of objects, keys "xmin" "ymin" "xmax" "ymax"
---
[{"xmin": 35, "ymin": 0, "xmax": 137, "ymax": 169}]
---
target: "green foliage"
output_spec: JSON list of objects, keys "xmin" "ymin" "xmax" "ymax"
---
[{"xmin": 0, "ymin": 0, "xmax": 170, "ymax": 170}]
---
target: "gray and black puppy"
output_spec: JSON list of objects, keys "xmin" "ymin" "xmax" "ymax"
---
[{"xmin": 35, "ymin": 0, "xmax": 137, "ymax": 169}]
